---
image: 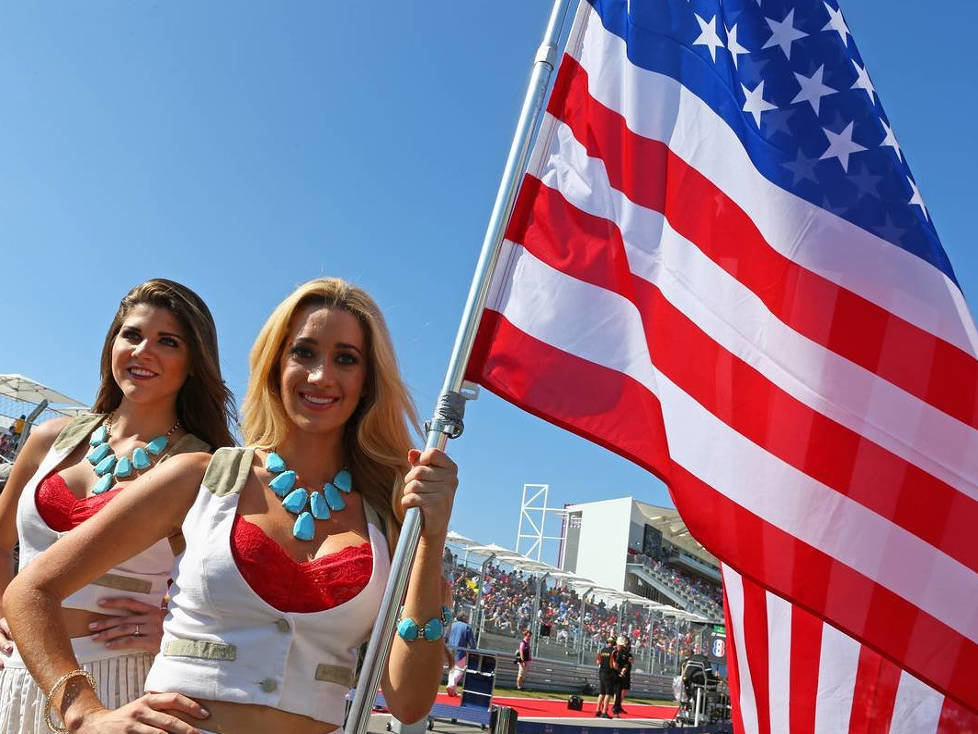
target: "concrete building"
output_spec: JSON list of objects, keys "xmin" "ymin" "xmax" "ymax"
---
[{"xmin": 560, "ymin": 497, "xmax": 723, "ymax": 620}]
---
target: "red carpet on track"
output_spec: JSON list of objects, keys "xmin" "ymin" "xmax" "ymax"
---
[{"xmin": 434, "ymin": 693, "xmax": 678, "ymax": 720}]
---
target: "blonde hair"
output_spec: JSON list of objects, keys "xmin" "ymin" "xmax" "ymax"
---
[{"xmin": 241, "ymin": 278, "xmax": 420, "ymax": 542}]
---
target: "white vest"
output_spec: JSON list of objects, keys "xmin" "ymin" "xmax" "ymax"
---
[
  {"xmin": 16, "ymin": 413, "xmax": 209, "ymax": 615},
  {"xmin": 144, "ymin": 447, "xmax": 391, "ymax": 726}
]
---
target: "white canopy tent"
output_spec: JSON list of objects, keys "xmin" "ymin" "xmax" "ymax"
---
[
  {"xmin": 0, "ymin": 374, "xmax": 85, "ymax": 407},
  {"xmin": 0, "ymin": 375, "xmax": 86, "ymax": 458}
]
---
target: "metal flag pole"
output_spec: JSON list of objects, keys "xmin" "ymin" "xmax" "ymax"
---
[{"xmin": 344, "ymin": 2, "xmax": 574, "ymax": 732}]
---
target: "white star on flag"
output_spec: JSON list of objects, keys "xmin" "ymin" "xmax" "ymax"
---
[
  {"xmin": 820, "ymin": 121, "xmax": 866, "ymax": 172},
  {"xmin": 763, "ymin": 9, "xmax": 808, "ymax": 59},
  {"xmin": 791, "ymin": 65, "xmax": 838, "ymax": 115},
  {"xmin": 725, "ymin": 24, "xmax": 750, "ymax": 69},
  {"xmin": 907, "ymin": 175, "xmax": 929, "ymax": 220},
  {"xmin": 879, "ymin": 118, "xmax": 903, "ymax": 161},
  {"xmin": 822, "ymin": 2, "xmax": 851, "ymax": 46},
  {"xmin": 741, "ymin": 80, "xmax": 777, "ymax": 127},
  {"xmin": 693, "ymin": 14, "xmax": 724, "ymax": 62},
  {"xmin": 782, "ymin": 148, "xmax": 819, "ymax": 185},
  {"xmin": 851, "ymin": 60, "xmax": 876, "ymax": 103}
]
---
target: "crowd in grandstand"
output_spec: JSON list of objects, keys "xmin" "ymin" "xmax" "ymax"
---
[
  {"xmin": 447, "ymin": 557, "xmax": 709, "ymax": 665},
  {"xmin": 628, "ymin": 548, "xmax": 724, "ymax": 614}
]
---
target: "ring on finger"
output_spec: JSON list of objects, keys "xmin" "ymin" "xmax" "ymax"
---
[{"xmin": 133, "ymin": 624, "xmax": 143, "ymax": 638}]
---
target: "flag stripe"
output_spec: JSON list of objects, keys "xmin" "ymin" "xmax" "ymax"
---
[
  {"xmin": 511, "ymin": 173, "xmax": 978, "ymax": 575},
  {"xmin": 937, "ymin": 698, "xmax": 978, "ymax": 732},
  {"xmin": 889, "ymin": 673, "xmax": 943, "ymax": 734},
  {"xmin": 789, "ymin": 603, "xmax": 822, "ymax": 734},
  {"xmin": 549, "ymin": 50, "xmax": 978, "ymax": 430},
  {"xmin": 535, "ymin": 113, "xmax": 978, "ymax": 505},
  {"xmin": 743, "ymin": 581, "xmax": 772, "ymax": 734},
  {"xmin": 722, "ymin": 582, "xmax": 748, "ymax": 734},
  {"xmin": 847, "ymin": 647, "xmax": 901, "ymax": 734},
  {"xmin": 814, "ymin": 623, "xmax": 860, "ymax": 734},
  {"xmin": 766, "ymin": 593, "xmax": 792, "ymax": 734},
  {"xmin": 574, "ymin": 2, "xmax": 975, "ymax": 347}
]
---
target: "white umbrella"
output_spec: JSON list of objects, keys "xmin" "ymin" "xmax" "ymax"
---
[{"xmin": 0, "ymin": 374, "xmax": 84, "ymax": 407}]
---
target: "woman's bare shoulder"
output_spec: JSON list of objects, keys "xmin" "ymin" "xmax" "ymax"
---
[
  {"xmin": 157, "ymin": 450, "xmax": 213, "ymax": 483},
  {"xmin": 28, "ymin": 416, "xmax": 73, "ymax": 444}
]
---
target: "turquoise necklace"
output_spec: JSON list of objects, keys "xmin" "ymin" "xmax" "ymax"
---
[
  {"xmin": 87, "ymin": 415, "xmax": 180, "ymax": 495},
  {"xmin": 264, "ymin": 451, "xmax": 352, "ymax": 541}
]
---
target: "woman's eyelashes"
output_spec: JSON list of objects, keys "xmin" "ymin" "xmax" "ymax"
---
[
  {"xmin": 288, "ymin": 345, "xmax": 359, "ymax": 367},
  {"xmin": 120, "ymin": 328, "xmax": 181, "ymax": 349},
  {"xmin": 289, "ymin": 344, "xmax": 315, "ymax": 360}
]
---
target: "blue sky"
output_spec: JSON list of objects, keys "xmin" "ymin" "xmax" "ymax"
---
[{"xmin": 2, "ymin": 1, "xmax": 974, "ymax": 565}]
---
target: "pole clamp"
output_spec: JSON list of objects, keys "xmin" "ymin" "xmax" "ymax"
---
[
  {"xmin": 534, "ymin": 42, "xmax": 558, "ymax": 69},
  {"xmin": 425, "ymin": 390, "xmax": 468, "ymax": 439}
]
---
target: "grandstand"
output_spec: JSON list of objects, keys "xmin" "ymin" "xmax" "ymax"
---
[{"xmin": 445, "ymin": 530, "xmax": 725, "ymax": 680}]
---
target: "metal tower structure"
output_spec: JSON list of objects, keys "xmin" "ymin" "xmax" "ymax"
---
[{"xmin": 515, "ymin": 483, "xmax": 567, "ymax": 562}]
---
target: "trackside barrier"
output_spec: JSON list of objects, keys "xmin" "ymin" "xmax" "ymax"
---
[
  {"xmin": 491, "ymin": 706, "xmax": 518, "ymax": 734},
  {"xmin": 515, "ymin": 722, "xmax": 732, "ymax": 734},
  {"xmin": 479, "ymin": 651, "xmax": 675, "ymax": 700}
]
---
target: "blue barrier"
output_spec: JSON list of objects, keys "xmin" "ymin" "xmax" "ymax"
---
[{"xmin": 365, "ymin": 691, "xmax": 493, "ymax": 729}]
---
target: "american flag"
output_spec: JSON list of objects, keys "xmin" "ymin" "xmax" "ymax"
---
[{"xmin": 465, "ymin": 0, "xmax": 978, "ymax": 723}]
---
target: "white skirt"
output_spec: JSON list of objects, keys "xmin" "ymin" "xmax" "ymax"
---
[{"xmin": 0, "ymin": 634, "xmax": 153, "ymax": 734}]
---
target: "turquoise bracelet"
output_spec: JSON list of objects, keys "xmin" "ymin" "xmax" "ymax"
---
[
  {"xmin": 397, "ymin": 616, "xmax": 443, "ymax": 642},
  {"xmin": 397, "ymin": 606, "xmax": 453, "ymax": 642}
]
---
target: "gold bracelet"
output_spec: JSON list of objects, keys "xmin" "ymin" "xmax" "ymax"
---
[{"xmin": 43, "ymin": 669, "xmax": 96, "ymax": 734}]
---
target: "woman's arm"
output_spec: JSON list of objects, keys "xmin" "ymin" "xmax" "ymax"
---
[
  {"xmin": 0, "ymin": 417, "xmax": 69, "ymax": 661},
  {"xmin": 381, "ymin": 448, "xmax": 458, "ymax": 724},
  {"xmin": 3, "ymin": 451, "xmax": 210, "ymax": 731}
]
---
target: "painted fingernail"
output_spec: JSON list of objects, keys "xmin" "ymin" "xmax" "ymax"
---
[
  {"xmin": 199, "ymin": 707, "xmax": 210, "ymax": 717},
  {"xmin": 88, "ymin": 622, "xmax": 98, "ymax": 630}
]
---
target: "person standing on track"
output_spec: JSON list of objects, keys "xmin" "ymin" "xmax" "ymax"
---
[
  {"xmin": 516, "ymin": 628, "xmax": 532, "ymax": 690},
  {"xmin": 594, "ymin": 636, "xmax": 617, "ymax": 718},
  {"xmin": 611, "ymin": 636, "xmax": 632, "ymax": 716}
]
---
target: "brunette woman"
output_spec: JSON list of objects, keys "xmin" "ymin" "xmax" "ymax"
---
[
  {"xmin": 5, "ymin": 278, "xmax": 457, "ymax": 734},
  {"xmin": 0, "ymin": 279, "xmax": 235, "ymax": 733}
]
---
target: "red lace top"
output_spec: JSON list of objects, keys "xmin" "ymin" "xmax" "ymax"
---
[
  {"xmin": 230, "ymin": 515, "xmax": 373, "ymax": 613},
  {"xmin": 35, "ymin": 473, "xmax": 121, "ymax": 531}
]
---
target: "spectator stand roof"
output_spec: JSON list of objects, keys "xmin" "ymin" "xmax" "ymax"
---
[
  {"xmin": 630, "ymin": 499, "xmax": 720, "ymax": 568},
  {"xmin": 0, "ymin": 373, "xmax": 86, "ymax": 431},
  {"xmin": 446, "ymin": 530, "xmax": 709, "ymax": 623}
]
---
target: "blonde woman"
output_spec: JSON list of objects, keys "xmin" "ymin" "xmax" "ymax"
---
[
  {"xmin": 5, "ymin": 278, "xmax": 457, "ymax": 734},
  {"xmin": 0, "ymin": 279, "xmax": 235, "ymax": 733}
]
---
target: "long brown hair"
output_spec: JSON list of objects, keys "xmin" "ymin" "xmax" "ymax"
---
[
  {"xmin": 241, "ymin": 278, "xmax": 419, "ymax": 543},
  {"xmin": 93, "ymin": 279, "xmax": 236, "ymax": 449}
]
